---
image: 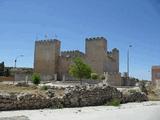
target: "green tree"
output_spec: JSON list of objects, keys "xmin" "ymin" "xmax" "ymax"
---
[
  {"xmin": 0, "ymin": 62, "xmax": 5, "ymax": 76},
  {"xmin": 69, "ymin": 58, "xmax": 92, "ymax": 85}
]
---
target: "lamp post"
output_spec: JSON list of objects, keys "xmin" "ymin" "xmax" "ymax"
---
[
  {"xmin": 127, "ymin": 45, "xmax": 132, "ymax": 78},
  {"xmin": 14, "ymin": 55, "xmax": 24, "ymax": 68}
]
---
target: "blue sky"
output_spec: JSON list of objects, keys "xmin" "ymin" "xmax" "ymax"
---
[{"xmin": 0, "ymin": 0, "xmax": 160, "ymax": 80}]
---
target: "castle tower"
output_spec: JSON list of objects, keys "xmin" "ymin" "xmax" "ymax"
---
[
  {"xmin": 85, "ymin": 37, "xmax": 107, "ymax": 74},
  {"xmin": 34, "ymin": 39, "xmax": 61, "ymax": 77},
  {"xmin": 112, "ymin": 48, "xmax": 119, "ymax": 72}
]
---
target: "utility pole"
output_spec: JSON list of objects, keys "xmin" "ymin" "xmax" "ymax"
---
[{"xmin": 14, "ymin": 55, "xmax": 24, "ymax": 68}]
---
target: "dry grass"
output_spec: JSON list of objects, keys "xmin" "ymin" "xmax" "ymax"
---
[
  {"xmin": 148, "ymin": 95, "xmax": 160, "ymax": 101},
  {"xmin": 0, "ymin": 83, "xmax": 45, "ymax": 95},
  {"xmin": 147, "ymin": 85, "xmax": 160, "ymax": 101}
]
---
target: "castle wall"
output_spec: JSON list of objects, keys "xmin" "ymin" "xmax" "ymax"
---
[
  {"xmin": 104, "ymin": 72, "xmax": 121, "ymax": 86},
  {"xmin": 104, "ymin": 48, "xmax": 119, "ymax": 73},
  {"xmin": 112, "ymin": 48, "xmax": 119, "ymax": 72},
  {"xmin": 34, "ymin": 40, "xmax": 60, "ymax": 77},
  {"xmin": 58, "ymin": 57, "xmax": 72, "ymax": 80},
  {"xmin": 58, "ymin": 51, "xmax": 85, "ymax": 80}
]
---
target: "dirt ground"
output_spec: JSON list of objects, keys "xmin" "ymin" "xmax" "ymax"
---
[{"xmin": 0, "ymin": 82, "xmax": 44, "ymax": 94}]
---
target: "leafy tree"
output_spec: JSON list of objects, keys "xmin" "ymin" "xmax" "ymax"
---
[{"xmin": 69, "ymin": 58, "xmax": 92, "ymax": 84}]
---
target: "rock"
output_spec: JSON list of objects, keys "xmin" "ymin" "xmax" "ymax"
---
[
  {"xmin": 14, "ymin": 82, "xmax": 29, "ymax": 87},
  {"xmin": 0, "ymin": 84, "xmax": 148, "ymax": 111},
  {"xmin": 46, "ymin": 89, "xmax": 55, "ymax": 98},
  {"xmin": 122, "ymin": 91, "xmax": 148, "ymax": 103},
  {"xmin": 63, "ymin": 85, "xmax": 122, "ymax": 107}
]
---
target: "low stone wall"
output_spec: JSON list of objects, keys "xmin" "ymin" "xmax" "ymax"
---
[
  {"xmin": 63, "ymin": 79, "xmax": 103, "ymax": 85},
  {"xmin": 122, "ymin": 92, "xmax": 148, "ymax": 103},
  {"xmin": 0, "ymin": 84, "xmax": 148, "ymax": 111},
  {"xmin": 63, "ymin": 85, "xmax": 122, "ymax": 107},
  {"xmin": 0, "ymin": 92, "xmax": 65, "ymax": 111}
]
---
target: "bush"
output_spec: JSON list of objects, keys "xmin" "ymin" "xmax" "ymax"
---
[
  {"xmin": 55, "ymin": 103, "xmax": 64, "ymax": 109},
  {"xmin": 91, "ymin": 73, "xmax": 99, "ymax": 80},
  {"xmin": 100, "ymin": 75, "xmax": 105, "ymax": 80},
  {"xmin": 128, "ymin": 89, "xmax": 137, "ymax": 94},
  {"xmin": 106, "ymin": 99, "xmax": 121, "ymax": 107},
  {"xmin": 32, "ymin": 73, "xmax": 41, "ymax": 85},
  {"xmin": 40, "ymin": 85, "xmax": 48, "ymax": 90}
]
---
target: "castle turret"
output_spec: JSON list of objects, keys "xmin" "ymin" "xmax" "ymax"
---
[
  {"xmin": 112, "ymin": 48, "xmax": 119, "ymax": 72},
  {"xmin": 34, "ymin": 39, "xmax": 61, "ymax": 77},
  {"xmin": 85, "ymin": 37, "xmax": 107, "ymax": 74}
]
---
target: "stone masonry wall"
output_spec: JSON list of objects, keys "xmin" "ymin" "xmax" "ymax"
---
[{"xmin": 0, "ymin": 84, "xmax": 148, "ymax": 111}]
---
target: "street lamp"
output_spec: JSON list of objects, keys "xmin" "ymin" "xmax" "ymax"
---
[
  {"xmin": 127, "ymin": 45, "xmax": 132, "ymax": 78},
  {"xmin": 14, "ymin": 55, "xmax": 24, "ymax": 68}
]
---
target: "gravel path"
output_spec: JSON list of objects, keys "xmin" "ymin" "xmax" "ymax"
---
[{"xmin": 0, "ymin": 101, "xmax": 160, "ymax": 120}]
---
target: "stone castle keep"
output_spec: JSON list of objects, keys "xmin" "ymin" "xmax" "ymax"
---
[{"xmin": 34, "ymin": 37, "xmax": 121, "ymax": 85}]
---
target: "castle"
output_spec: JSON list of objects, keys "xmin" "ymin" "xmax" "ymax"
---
[{"xmin": 34, "ymin": 37, "xmax": 121, "ymax": 85}]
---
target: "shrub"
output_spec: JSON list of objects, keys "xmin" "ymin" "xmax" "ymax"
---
[
  {"xmin": 40, "ymin": 85, "xmax": 48, "ymax": 90},
  {"xmin": 91, "ymin": 73, "xmax": 99, "ymax": 80},
  {"xmin": 128, "ymin": 89, "xmax": 137, "ymax": 94},
  {"xmin": 32, "ymin": 73, "xmax": 41, "ymax": 85},
  {"xmin": 100, "ymin": 75, "xmax": 105, "ymax": 80},
  {"xmin": 106, "ymin": 98, "xmax": 121, "ymax": 107},
  {"xmin": 50, "ymin": 102, "xmax": 64, "ymax": 109}
]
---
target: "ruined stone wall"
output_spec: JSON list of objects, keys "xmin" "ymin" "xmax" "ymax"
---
[
  {"xmin": 34, "ymin": 40, "xmax": 60, "ymax": 78},
  {"xmin": 0, "ymin": 84, "xmax": 148, "ymax": 111}
]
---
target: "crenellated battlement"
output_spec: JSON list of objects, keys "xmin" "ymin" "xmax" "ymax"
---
[
  {"xmin": 35, "ymin": 39, "xmax": 60, "ymax": 45},
  {"xmin": 107, "ymin": 48, "xmax": 119, "ymax": 57},
  {"xmin": 61, "ymin": 50, "xmax": 85, "ymax": 58},
  {"xmin": 107, "ymin": 49, "xmax": 119, "ymax": 61},
  {"xmin": 85, "ymin": 37, "xmax": 106, "ymax": 41},
  {"xmin": 112, "ymin": 48, "xmax": 119, "ymax": 52}
]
